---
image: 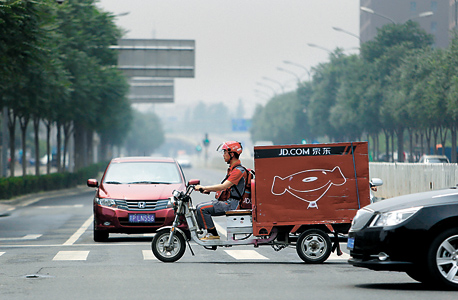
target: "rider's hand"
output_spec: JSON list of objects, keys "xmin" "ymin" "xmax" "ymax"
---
[{"xmin": 195, "ymin": 185, "xmax": 210, "ymax": 194}]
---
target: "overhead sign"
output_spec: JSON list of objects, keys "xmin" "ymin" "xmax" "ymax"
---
[
  {"xmin": 111, "ymin": 39, "xmax": 195, "ymax": 78},
  {"xmin": 128, "ymin": 78, "xmax": 174, "ymax": 103}
]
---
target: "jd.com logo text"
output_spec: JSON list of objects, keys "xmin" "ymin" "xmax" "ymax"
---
[{"xmin": 279, "ymin": 147, "xmax": 331, "ymax": 157}]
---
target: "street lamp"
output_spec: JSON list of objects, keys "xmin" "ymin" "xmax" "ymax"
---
[
  {"xmin": 332, "ymin": 26, "xmax": 361, "ymax": 42},
  {"xmin": 256, "ymin": 82, "xmax": 277, "ymax": 96},
  {"xmin": 283, "ymin": 60, "xmax": 311, "ymax": 80},
  {"xmin": 361, "ymin": 6, "xmax": 433, "ymax": 24},
  {"xmin": 254, "ymin": 89, "xmax": 272, "ymax": 100},
  {"xmin": 360, "ymin": 6, "xmax": 396, "ymax": 24},
  {"xmin": 402, "ymin": 11, "xmax": 433, "ymax": 23},
  {"xmin": 277, "ymin": 67, "xmax": 301, "ymax": 83},
  {"xmin": 307, "ymin": 43, "xmax": 333, "ymax": 53},
  {"xmin": 262, "ymin": 77, "xmax": 284, "ymax": 93}
]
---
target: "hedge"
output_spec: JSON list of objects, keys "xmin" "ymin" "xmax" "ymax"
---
[{"xmin": 0, "ymin": 161, "xmax": 108, "ymax": 200}]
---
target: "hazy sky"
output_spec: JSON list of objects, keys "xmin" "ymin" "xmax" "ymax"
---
[{"xmin": 97, "ymin": 0, "xmax": 360, "ymax": 116}]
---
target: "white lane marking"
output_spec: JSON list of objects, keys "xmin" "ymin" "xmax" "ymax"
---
[
  {"xmin": 224, "ymin": 250, "xmax": 268, "ymax": 260},
  {"xmin": 142, "ymin": 250, "xmax": 157, "ymax": 260},
  {"xmin": 0, "ymin": 234, "xmax": 42, "ymax": 241},
  {"xmin": 0, "ymin": 252, "xmax": 4, "ymax": 257},
  {"xmin": 143, "ymin": 233, "xmax": 155, "ymax": 237},
  {"xmin": 63, "ymin": 216, "xmax": 93, "ymax": 246},
  {"xmin": 38, "ymin": 205, "xmax": 84, "ymax": 209},
  {"xmin": 53, "ymin": 251, "xmax": 89, "ymax": 261},
  {"xmin": 328, "ymin": 251, "xmax": 350, "ymax": 261}
]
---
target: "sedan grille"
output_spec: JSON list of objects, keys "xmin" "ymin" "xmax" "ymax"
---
[{"xmin": 114, "ymin": 199, "xmax": 169, "ymax": 211}]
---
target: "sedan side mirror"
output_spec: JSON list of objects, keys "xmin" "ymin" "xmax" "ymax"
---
[{"xmin": 87, "ymin": 179, "xmax": 99, "ymax": 188}]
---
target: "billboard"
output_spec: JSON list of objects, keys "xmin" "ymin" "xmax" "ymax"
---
[
  {"xmin": 111, "ymin": 39, "xmax": 195, "ymax": 78},
  {"xmin": 128, "ymin": 78, "xmax": 174, "ymax": 103}
]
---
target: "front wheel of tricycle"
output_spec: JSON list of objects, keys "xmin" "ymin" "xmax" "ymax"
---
[
  {"xmin": 151, "ymin": 229, "xmax": 186, "ymax": 263},
  {"xmin": 296, "ymin": 229, "xmax": 332, "ymax": 264}
]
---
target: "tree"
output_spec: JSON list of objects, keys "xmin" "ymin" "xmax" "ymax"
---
[{"xmin": 125, "ymin": 111, "xmax": 165, "ymax": 156}]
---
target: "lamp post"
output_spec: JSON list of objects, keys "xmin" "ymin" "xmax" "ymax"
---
[
  {"xmin": 332, "ymin": 26, "xmax": 361, "ymax": 42},
  {"xmin": 360, "ymin": 6, "xmax": 396, "ymax": 24},
  {"xmin": 277, "ymin": 67, "xmax": 301, "ymax": 83},
  {"xmin": 361, "ymin": 6, "xmax": 433, "ymax": 24},
  {"xmin": 262, "ymin": 77, "xmax": 285, "ymax": 93},
  {"xmin": 307, "ymin": 43, "xmax": 333, "ymax": 54},
  {"xmin": 283, "ymin": 60, "xmax": 311, "ymax": 80},
  {"xmin": 402, "ymin": 11, "xmax": 433, "ymax": 23},
  {"xmin": 256, "ymin": 82, "xmax": 277, "ymax": 96}
]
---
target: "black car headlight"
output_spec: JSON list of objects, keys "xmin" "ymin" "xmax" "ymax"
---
[{"xmin": 369, "ymin": 206, "xmax": 423, "ymax": 227}]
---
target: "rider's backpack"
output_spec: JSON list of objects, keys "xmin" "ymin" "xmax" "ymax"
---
[{"xmin": 236, "ymin": 167, "xmax": 255, "ymax": 209}]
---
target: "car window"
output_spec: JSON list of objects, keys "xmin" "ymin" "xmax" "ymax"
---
[
  {"xmin": 103, "ymin": 162, "xmax": 183, "ymax": 184},
  {"xmin": 428, "ymin": 158, "xmax": 448, "ymax": 163}
]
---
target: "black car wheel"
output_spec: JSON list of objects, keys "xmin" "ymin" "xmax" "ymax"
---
[
  {"xmin": 93, "ymin": 221, "xmax": 109, "ymax": 242},
  {"xmin": 296, "ymin": 229, "xmax": 332, "ymax": 264},
  {"xmin": 427, "ymin": 228, "xmax": 458, "ymax": 289}
]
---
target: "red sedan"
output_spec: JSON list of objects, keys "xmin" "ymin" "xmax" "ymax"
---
[{"xmin": 87, "ymin": 157, "xmax": 186, "ymax": 242}]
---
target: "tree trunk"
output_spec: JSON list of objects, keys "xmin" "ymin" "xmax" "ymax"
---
[
  {"xmin": 86, "ymin": 130, "xmax": 93, "ymax": 165},
  {"xmin": 73, "ymin": 123, "xmax": 86, "ymax": 170},
  {"xmin": 384, "ymin": 129, "xmax": 389, "ymax": 162},
  {"xmin": 7, "ymin": 110, "xmax": 16, "ymax": 177},
  {"xmin": 425, "ymin": 128, "xmax": 432, "ymax": 155},
  {"xmin": 433, "ymin": 127, "xmax": 439, "ymax": 154},
  {"xmin": 440, "ymin": 126, "xmax": 448, "ymax": 156},
  {"xmin": 63, "ymin": 122, "xmax": 72, "ymax": 172},
  {"xmin": 452, "ymin": 126, "xmax": 457, "ymax": 163},
  {"xmin": 396, "ymin": 128, "xmax": 404, "ymax": 162},
  {"xmin": 33, "ymin": 116, "xmax": 40, "ymax": 176},
  {"xmin": 45, "ymin": 121, "xmax": 51, "ymax": 174},
  {"xmin": 19, "ymin": 115, "xmax": 29, "ymax": 177},
  {"xmin": 56, "ymin": 122, "xmax": 62, "ymax": 172},
  {"xmin": 408, "ymin": 128, "xmax": 413, "ymax": 162}
]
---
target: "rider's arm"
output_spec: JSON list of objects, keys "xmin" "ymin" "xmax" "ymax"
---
[{"xmin": 195, "ymin": 180, "xmax": 234, "ymax": 193}]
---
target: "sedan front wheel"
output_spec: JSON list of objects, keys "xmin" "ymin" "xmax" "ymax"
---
[{"xmin": 427, "ymin": 228, "xmax": 458, "ymax": 290}]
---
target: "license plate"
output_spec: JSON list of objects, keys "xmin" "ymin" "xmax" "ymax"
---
[
  {"xmin": 347, "ymin": 237, "xmax": 355, "ymax": 250},
  {"xmin": 128, "ymin": 213, "xmax": 155, "ymax": 223}
]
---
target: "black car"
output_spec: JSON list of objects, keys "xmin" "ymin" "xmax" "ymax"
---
[{"xmin": 348, "ymin": 187, "xmax": 458, "ymax": 289}]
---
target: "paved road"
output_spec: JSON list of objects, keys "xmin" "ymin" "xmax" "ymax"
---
[{"xmin": 0, "ymin": 168, "xmax": 455, "ymax": 299}]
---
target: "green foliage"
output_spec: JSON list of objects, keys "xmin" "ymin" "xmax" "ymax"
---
[
  {"xmin": 0, "ymin": 161, "xmax": 107, "ymax": 200},
  {"xmin": 250, "ymin": 22, "xmax": 458, "ymax": 162},
  {"xmin": 125, "ymin": 111, "xmax": 165, "ymax": 156}
]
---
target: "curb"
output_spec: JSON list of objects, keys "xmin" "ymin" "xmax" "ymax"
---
[{"xmin": 0, "ymin": 185, "xmax": 93, "ymax": 217}]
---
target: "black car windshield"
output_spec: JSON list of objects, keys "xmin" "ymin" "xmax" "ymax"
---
[{"xmin": 103, "ymin": 162, "xmax": 182, "ymax": 184}]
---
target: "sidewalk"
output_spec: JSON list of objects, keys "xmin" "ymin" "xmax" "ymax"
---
[{"xmin": 0, "ymin": 185, "xmax": 92, "ymax": 217}]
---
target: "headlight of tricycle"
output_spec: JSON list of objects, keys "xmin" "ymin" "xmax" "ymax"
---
[
  {"xmin": 96, "ymin": 198, "xmax": 117, "ymax": 208},
  {"xmin": 369, "ymin": 206, "xmax": 422, "ymax": 227}
]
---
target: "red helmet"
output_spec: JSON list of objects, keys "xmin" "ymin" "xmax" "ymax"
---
[{"xmin": 217, "ymin": 141, "xmax": 243, "ymax": 155}]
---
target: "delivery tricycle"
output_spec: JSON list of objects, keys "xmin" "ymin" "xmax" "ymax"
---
[{"xmin": 151, "ymin": 142, "xmax": 372, "ymax": 263}]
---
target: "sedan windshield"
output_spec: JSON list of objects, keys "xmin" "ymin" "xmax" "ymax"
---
[{"xmin": 103, "ymin": 162, "xmax": 182, "ymax": 184}]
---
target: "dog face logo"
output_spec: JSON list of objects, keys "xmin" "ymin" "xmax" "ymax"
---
[{"xmin": 271, "ymin": 166, "xmax": 346, "ymax": 209}]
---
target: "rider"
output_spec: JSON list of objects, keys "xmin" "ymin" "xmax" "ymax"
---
[{"xmin": 194, "ymin": 141, "xmax": 247, "ymax": 240}]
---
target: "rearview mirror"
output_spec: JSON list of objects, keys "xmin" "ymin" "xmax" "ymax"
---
[
  {"xmin": 370, "ymin": 178, "xmax": 383, "ymax": 187},
  {"xmin": 87, "ymin": 179, "xmax": 99, "ymax": 188},
  {"xmin": 187, "ymin": 179, "xmax": 200, "ymax": 186}
]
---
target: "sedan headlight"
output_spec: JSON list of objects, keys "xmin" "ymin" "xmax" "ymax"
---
[
  {"xmin": 96, "ymin": 198, "xmax": 117, "ymax": 208},
  {"xmin": 369, "ymin": 206, "xmax": 423, "ymax": 227}
]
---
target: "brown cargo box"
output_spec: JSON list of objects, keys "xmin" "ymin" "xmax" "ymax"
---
[{"xmin": 252, "ymin": 142, "xmax": 370, "ymax": 235}]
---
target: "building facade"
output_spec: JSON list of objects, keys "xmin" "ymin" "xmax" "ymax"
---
[{"xmin": 360, "ymin": 0, "xmax": 455, "ymax": 48}]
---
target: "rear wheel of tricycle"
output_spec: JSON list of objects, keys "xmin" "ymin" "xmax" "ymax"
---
[
  {"xmin": 151, "ymin": 229, "xmax": 186, "ymax": 263},
  {"xmin": 296, "ymin": 229, "xmax": 332, "ymax": 264}
]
